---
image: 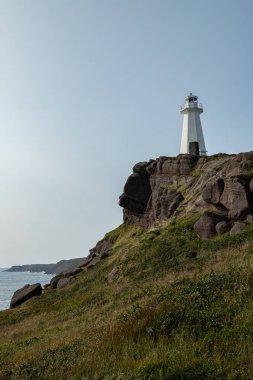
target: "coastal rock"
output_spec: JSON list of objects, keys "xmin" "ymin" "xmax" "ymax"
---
[
  {"xmin": 63, "ymin": 267, "xmax": 82, "ymax": 277},
  {"xmin": 77, "ymin": 257, "xmax": 94, "ymax": 268},
  {"xmin": 50, "ymin": 274, "xmax": 62, "ymax": 289},
  {"xmin": 202, "ymin": 178, "xmax": 224, "ymax": 205},
  {"xmin": 57, "ymin": 277, "xmax": 73, "ymax": 289},
  {"xmin": 220, "ymin": 178, "xmax": 251, "ymax": 218},
  {"xmin": 151, "ymin": 189, "xmax": 183, "ymax": 221},
  {"xmin": 10, "ymin": 283, "xmax": 42, "ymax": 309},
  {"xmin": 230, "ymin": 222, "xmax": 246, "ymax": 235},
  {"xmin": 50, "ymin": 267, "xmax": 82, "ymax": 289},
  {"xmin": 194, "ymin": 212, "xmax": 226, "ymax": 240},
  {"xmin": 89, "ymin": 237, "xmax": 113, "ymax": 258},
  {"xmin": 216, "ymin": 221, "xmax": 230, "ymax": 235},
  {"xmin": 119, "ymin": 164, "xmax": 151, "ymax": 215},
  {"xmin": 86, "ymin": 257, "xmax": 101, "ymax": 270}
]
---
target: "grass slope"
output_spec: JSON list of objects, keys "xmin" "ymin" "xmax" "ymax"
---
[{"xmin": 1, "ymin": 216, "xmax": 253, "ymax": 379}]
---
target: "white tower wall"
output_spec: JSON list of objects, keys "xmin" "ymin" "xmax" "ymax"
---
[{"xmin": 180, "ymin": 94, "xmax": 207, "ymax": 156}]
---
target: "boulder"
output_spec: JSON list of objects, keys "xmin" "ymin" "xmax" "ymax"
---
[
  {"xmin": 216, "ymin": 221, "xmax": 230, "ymax": 235},
  {"xmin": 50, "ymin": 267, "xmax": 82, "ymax": 289},
  {"xmin": 230, "ymin": 222, "xmax": 246, "ymax": 235},
  {"xmin": 89, "ymin": 237, "xmax": 113, "ymax": 257},
  {"xmin": 220, "ymin": 178, "xmax": 251, "ymax": 218},
  {"xmin": 119, "ymin": 172, "xmax": 151, "ymax": 214},
  {"xmin": 10, "ymin": 283, "xmax": 42, "ymax": 309},
  {"xmin": 57, "ymin": 277, "xmax": 73, "ymax": 289},
  {"xmin": 86, "ymin": 257, "xmax": 101, "ymax": 270},
  {"xmin": 77, "ymin": 257, "xmax": 94, "ymax": 268},
  {"xmin": 202, "ymin": 178, "xmax": 224, "ymax": 205},
  {"xmin": 50, "ymin": 274, "xmax": 63, "ymax": 289},
  {"xmin": 194, "ymin": 212, "xmax": 225, "ymax": 240},
  {"xmin": 63, "ymin": 267, "xmax": 82, "ymax": 277},
  {"xmin": 247, "ymin": 215, "xmax": 253, "ymax": 223}
]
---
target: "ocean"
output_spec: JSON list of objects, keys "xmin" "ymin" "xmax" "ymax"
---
[{"xmin": 0, "ymin": 268, "xmax": 53, "ymax": 311}]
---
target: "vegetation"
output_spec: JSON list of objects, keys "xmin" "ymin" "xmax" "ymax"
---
[{"xmin": 1, "ymin": 217, "xmax": 253, "ymax": 379}]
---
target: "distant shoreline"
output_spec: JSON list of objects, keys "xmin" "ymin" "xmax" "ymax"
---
[{"xmin": 4, "ymin": 257, "xmax": 84, "ymax": 275}]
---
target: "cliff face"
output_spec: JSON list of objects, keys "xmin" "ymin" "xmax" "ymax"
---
[
  {"xmin": 4, "ymin": 152, "xmax": 253, "ymax": 378},
  {"xmin": 119, "ymin": 152, "xmax": 253, "ymax": 238}
]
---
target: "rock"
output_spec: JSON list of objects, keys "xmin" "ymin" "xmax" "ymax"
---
[
  {"xmin": 119, "ymin": 152, "xmax": 253, "ymax": 229},
  {"xmin": 220, "ymin": 178, "xmax": 251, "ymax": 218},
  {"xmin": 89, "ymin": 237, "xmax": 113, "ymax": 257},
  {"xmin": 194, "ymin": 212, "xmax": 225, "ymax": 240},
  {"xmin": 50, "ymin": 267, "xmax": 82, "ymax": 289},
  {"xmin": 216, "ymin": 221, "xmax": 230, "ymax": 235},
  {"xmin": 161, "ymin": 159, "xmax": 180, "ymax": 175},
  {"xmin": 202, "ymin": 178, "xmax": 224, "ymax": 205},
  {"xmin": 10, "ymin": 283, "xmax": 42, "ymax": 309},
  {"xmin": 63, "ymin": 267, "xmax": 82, "ymax": 277},
  {"xmin": 247, "ymin": 215, "xmax": 253, "ymax": 223},
  {"xmin": 154, "ymin": 190, "xmax": 183, "ymax": 220},
  {"xmin": 119, "ymin": 172, "xmax": 151, "ymax": 214},
  {"xmin": 107, "ymin": 267, "xmax": 118, "ymax": 283},
  {"xmin": 86, "ymin": 257, "xmax": 101, "ymax": 270},
  {"xmin": 179, "ymin": 155, "xmax": 199, "ymax": 175},
  {"xmin": 50, "ymin": 274, "xmax": 63, "ymax": 289},
  {"xmin": 57, "ymin": 277, "xmax": 73, "ymax": 289},
  {"xmin": 77, "ymin": 257, "xmax": 94, "ymax": 268},
  {"xmin": 230, "ymin": 222, "xmax": 246, "ymax": 235},
  {"xmin": 133, "ymin": 162, "xmax": 149, "ymax": 175}
]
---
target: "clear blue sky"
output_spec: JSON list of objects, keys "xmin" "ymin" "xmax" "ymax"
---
[{"xmin": 0, "ymin": 0, "xmax": 252, "ymax": 266}]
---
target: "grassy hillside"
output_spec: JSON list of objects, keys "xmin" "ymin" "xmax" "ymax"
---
[{"xmin": 1, "ymin": 216, "xmax": 253, "ymax": 379}]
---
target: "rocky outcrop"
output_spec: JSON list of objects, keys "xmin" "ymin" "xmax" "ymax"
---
[
  {"xmin": 202, "ymin": 178, "xmax": 224, "ymax": 206},
  {"xmin": 230, "ymin": 222, "xmax": 246, "ymax": 235},
  {"xmin": 56, "ymin": 277, "xmax": 73, "ymax": 289},
  {"xmin": 220, "ymin": 178, "xmax": 251, "ymax": 218},
  {"xmin": 50, "ymin": 267, "xmax": 82, "ymax": 289},
  {"xmin": 10, "ymin": 283, "xmax": 42, "ymax": 308},
  {"xmin": 194, "ymin": 212, "xmax": 227, "ymax": 240},
  {"xmin": 119, "ymin": 152, "xmax": 253, "ymax": 237},
  {"xmin": 119, "ymin": 162, "xmax": 152, "ymax": 215},
  {"xmin": 49, "ymin": 236, "xmax": 114, "ymax": 290},
  {"xmin": 216, "ymin": 221, "xmax": 230, "ymax": 235},
  {"xmin": 76, "ymin": 236, "xmax": 114, "ymax": 271}
]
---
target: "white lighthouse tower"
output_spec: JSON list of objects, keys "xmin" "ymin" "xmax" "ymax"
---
[{"xmin": 180, "ymin": 93, "xmax": 207, "ymax": 156}]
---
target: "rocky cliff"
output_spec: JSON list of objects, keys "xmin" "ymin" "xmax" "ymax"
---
[
  {"xmin": 119, "ymin": 152, "xmax": 253, "ymax": 238},
  {"xmin": 4, "ymin": 152, "xmax": 253, "ymax": 378}
]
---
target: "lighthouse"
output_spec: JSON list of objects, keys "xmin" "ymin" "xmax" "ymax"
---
[{"xmin": 180, "ymin": 93, "xmax": 207, "ymax": 156}]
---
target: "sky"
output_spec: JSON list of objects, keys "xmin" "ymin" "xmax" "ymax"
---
[{"xmin": 0, "ymin": 0, "xmax": 252, "ymax": 266}]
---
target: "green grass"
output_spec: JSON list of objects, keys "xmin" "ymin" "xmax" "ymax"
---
[{"xmin": 1, "ymin": 217, "xmax": 253, "ymax": 379}]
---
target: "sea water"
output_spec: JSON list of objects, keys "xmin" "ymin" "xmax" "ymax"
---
[{"xmin": 0, "ymin": 268, "xmax": 53, "ymax": 311}]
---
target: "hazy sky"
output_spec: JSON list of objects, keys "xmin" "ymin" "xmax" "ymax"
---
[{"xmin": 0, "ymin": 0, "xmax": 252, "ymax": 266}]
